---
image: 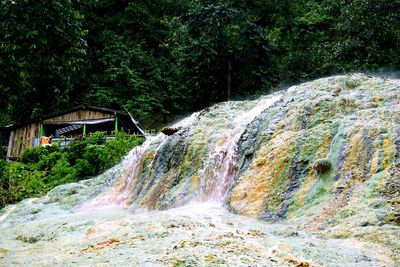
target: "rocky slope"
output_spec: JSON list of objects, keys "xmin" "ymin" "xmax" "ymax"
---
[{"xmin": 0, "ymin": 74, "xmax": 399, "ymax": 266}]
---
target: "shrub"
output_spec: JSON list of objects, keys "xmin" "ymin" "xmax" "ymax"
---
[
  {"xmin": 0, "ymin": 160, "xmax": 6, "ymax": 174},
  {"xmin": 20, "ymin": 145, "xmax": 61, "ymax": 164},
  {"xmin": 20, "ymin": 146, "xmax": 47, "ymax": 164},
  {"xmin": 48, "ymin": 156, "xmax": 76, "ymax": 186},
  {"xmin": 87, "ymin": 131, "xmax": 107, "ymax": 145},
  {"xmin": 0, "ymin": 162, "xmax": 47, "ymax": 206},
  {"xmin": 66, "ymin": 140, "xmax": 87, "ymax": 165},
  {"xmin": 74, "ymin": 159, "xmax": 91, "ymax": 179},
  {"xmin": 313, "ymin": 158, "xmax": 332, "ymax": 174},
  {"xmin": 82, "ymin": 144, "xmax": 105, "ymax": 175},
  {"xmin": 0, "ymin": 132, "xmax": 144, "ymax": 208},
  {"xmin": 100, "ymin": 133, "xmax": 144, "ymax": 170},
  {"xmin": 37, "ymin": 151, "xmax": 63, "ymax": 171}
]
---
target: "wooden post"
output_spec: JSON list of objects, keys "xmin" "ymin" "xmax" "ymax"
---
[
  {"xmin": 39, "ymin": 123, "xmax": 43, "ymax": 139},
  {"xmin": 6, "ymin": 130, "xmax": 15, "ymax": 161},
  {"xmin": 115, "ymin": 116, "xmax": 118, "ymax": 134}
]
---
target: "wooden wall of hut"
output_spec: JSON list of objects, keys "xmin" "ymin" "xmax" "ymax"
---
[
  {"xmin": 44, "ymin": 110, "xmax": 114, "ymax": 123},
  {"xmin": 7, "ymin": 122, "xmax": 39, "ymax": 160}
]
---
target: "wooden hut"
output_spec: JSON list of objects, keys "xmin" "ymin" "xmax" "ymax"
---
[{"xmin": 2, "ymin": 106, "xmax": 144, "ymax": 161}]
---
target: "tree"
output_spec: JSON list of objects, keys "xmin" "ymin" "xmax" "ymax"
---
[
  {"xmin": 171, "ymin": 2, "xmax": 272, "ymax": 105},
  {"xmin": 325, "ymin": 0, "xmax": 400, "ymax": 70},
  {"xmin": 80, "ymin": 0, "xmax": 189, "ymax": 117},
  {"xmin": 0, "ymin": 0, "xmax": 87, "ymax": 122}
]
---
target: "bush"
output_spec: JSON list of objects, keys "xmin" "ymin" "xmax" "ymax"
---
[
  {"xmin": 0, "ymin": 162, "xmax": 47, "ymax": 207},
  {"xmin": 313, "ymin": 158, "xmax": 332, "ymax": 175},
  {"xmin": 48, "ymin": 156, "xmax": 76, "ymax": 186},
  {"xmin": 0, "ymin": 160, "xmax": 6, "ymax": 174},
  {"xmin": 20, "ymin": 146, "xmax": 48, "ymax": 164},
  {"xmin": 75, "ymin": 159, "xmax": 91, "ymax": 178},
  {"xmin": 66, "ymin": 140, "xmax": 87, "ymax": 165},
  {"xmin": 37, "ymin": 150, "xmax": 63, "ymax": 171},
  {"xmin": 0, "ymin": 132, "xmax": 144, "ymax": 208},
  {"xmin": 87, "ymin": 131, "xmax": 107, "ymax": 145},
  {"xmin": 82, "ymin": 144, "xmax": 105, "ymax": 175},
  {"xmin": 100, "ymin": 132, "xmax": 143, "ymax": 170}
]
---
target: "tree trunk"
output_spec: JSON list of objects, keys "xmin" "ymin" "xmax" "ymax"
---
[{"xmin": 227, "ymin": 60, "xmax": 232, "ymax": 100}]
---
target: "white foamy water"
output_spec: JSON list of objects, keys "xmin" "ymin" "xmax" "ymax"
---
[
  {"xmin": 77, "ymin": 137, "xmax": 157, "ymax": 210},
  {"xmin": 78, "ymin": 112, "xmax": 201, "ymax": 210},
  {"xmin": 201, "ymin": 94, "xmax": 282, "ymax": 203}
]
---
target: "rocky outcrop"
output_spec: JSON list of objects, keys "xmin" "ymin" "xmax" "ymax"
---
[
  {"xmin": 161, "ymin": 127, "xmax": 180, "ymax": 136},
  {"xmin": 229, "ymin": 74, "xmax": 400, "ymax": 258},
  {"xmin": 1, "ymin": 74, "xmax": 399, "ymax": 265},
  {"xmin": 230, "ymin": 75, "xmax": 399, "ymax": 224}
]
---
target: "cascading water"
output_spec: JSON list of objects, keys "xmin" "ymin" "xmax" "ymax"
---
[
  {"xmin": 200, "ymin": 94, "xmax": 282, "ymax": 203},
  {"xmin": 78, "ymin": 136, "xmax": 160, "ymax": 209},
  {"xmin": 80, "ymin": 93, "xmax": 282, "ymax": 210},
  {"xmin": 79, "ymin": 111, "xmax": 201, "ymax": 210}
]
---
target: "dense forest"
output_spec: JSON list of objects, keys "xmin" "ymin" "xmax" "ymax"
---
[{"xmin": 1, "ymin": 0, "xmax": 399, "ymax": 129}]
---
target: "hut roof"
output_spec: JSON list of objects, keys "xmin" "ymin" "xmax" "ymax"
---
[{"xmin": 2, "ymin": 105, "xmax": 139, "ymax": 131}]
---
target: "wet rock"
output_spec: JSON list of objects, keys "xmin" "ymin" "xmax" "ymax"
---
[
  {"xmin": 161, "ymin": 127, "xmax": 180, "ymax": 136},
  {"xmin": 332, "ymin": 87, "xmax": 342, "ymax": 96}
]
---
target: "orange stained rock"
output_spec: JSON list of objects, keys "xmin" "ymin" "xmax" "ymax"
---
[
  {"xmin": 370, "ymin": 148, "xmax": 381, "ymax": 175},
  {"xmin": 383, "ymin": 138, "xmax": 394, "ymax": 170},
  {"xmin": 283, "ymin": 256, "xmax": 311, "ymax": 267},
  {"xmin": 341, "ymin": 130, "xmax": 368, "ymax": 181},
  {"xmin": 230, "ymin": 131, "xmax": 297, "ymax": 217},
  {"xmin": 294, "ymin": 129, "xmax": 331, "ymax": 209},
  {"xmin": 217, "ymin": 134, "xmax": 228, "ymax": 146},
  {"xmin": 295, "ymin": 170, "xmax": 317, "ymax": 210},
  {"xmin": 96, "ymin": 238, "xmax": 120, "ymax": 246},
  {"xmin": 301, "ymin": 193, "xmax": 348, "ymax": 232},
  {"xmin": 140, "ymin": 177, "xmax": 169, "ymax": 209}
]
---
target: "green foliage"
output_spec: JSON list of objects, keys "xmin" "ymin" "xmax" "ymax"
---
[
  {"xmin": 48, "ymin": 156, "xmax": 76, "ymax": 187},
  {"xmin": 79, "ymin": 0, "xmax": 189, "ymax": 118},
  {"xmin": 86, "ymin": 131, "xmax": 107, "ymax": 145},
  {"xmin": 0, "ymin": 162, "xmax": 47, "ymax": 207},
  {"xmin": 325, "ymin": 0, "xmax": 400, "ymax": 70},
  {"xmin": 0, "ymin": 133, "xmax": 144, "ymax": 208},
  {"xmin": 100, "ymin": 132, "xmax": 143, "ymax": 168},
  {"xmin": 20, "ymin": 145, "xmax": 61, "ymax": 165},
  {"xmin": 255, "ymin": 0, "xmax": 400, "ymax": 82},
  {"xmin": 0, "ymin": 0, "xmax": 87, "ymax": 121},
  {"xmin": 170, "ymin": 2, "xmax": 272, "ymax": 104}
]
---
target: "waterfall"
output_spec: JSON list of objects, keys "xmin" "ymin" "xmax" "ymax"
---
[
  {"xmin": 79, "ymin": 94, "xmax": 282, "ymax": 211},
  {"xmin": 77, "ymin": 137, "xmax": 157, "ymax": 210},
  {"xmin": 200, "ymin": 94, "xmax": 282, "ymax": 203},
  {"xmin": 79, "ymin": 112, "xmax": 201, "ymax": 210}
]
